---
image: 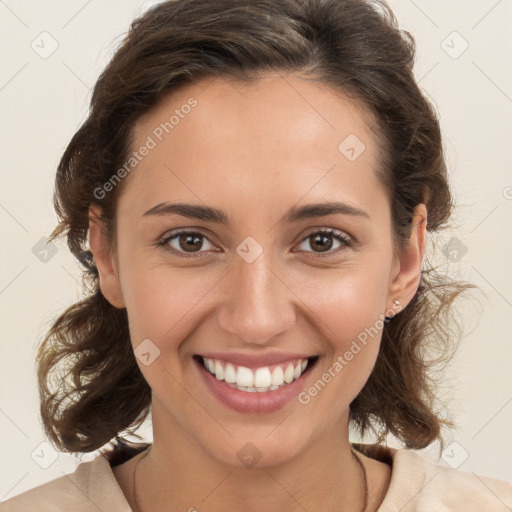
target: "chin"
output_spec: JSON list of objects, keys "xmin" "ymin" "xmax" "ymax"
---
[{"xmin": 197, "ymin": 422, "xmax": 315, "ymax": 470}]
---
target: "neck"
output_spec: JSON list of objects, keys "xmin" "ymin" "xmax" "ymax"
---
[{"xmin": 133, "ymin": 402, "xmax": 368, "ymax": 512}]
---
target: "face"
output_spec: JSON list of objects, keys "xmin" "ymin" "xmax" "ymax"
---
[{"xmin": 91, "ymin": 74, "xmax": 424, "ymax": 468}]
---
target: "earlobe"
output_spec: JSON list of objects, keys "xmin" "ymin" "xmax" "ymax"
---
[
  {"xmin": 88, "ymin": 206, "xmax": 126, "ymax": 309},
  {"xmin": 387, "ymin": 204, "xmax": 428, "ymax": 310}
]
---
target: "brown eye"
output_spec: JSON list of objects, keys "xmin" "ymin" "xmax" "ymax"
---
[
  {"xmin": 176, "ymin": 233, "xmax": 205, "ymax": 253},
  {"xmin": 159, "ymin": 230, "xmax": 215, "ymax": 257},
  {"xmin": 296, "ymin": 229, "xmax": 352, "ymax": 255}
]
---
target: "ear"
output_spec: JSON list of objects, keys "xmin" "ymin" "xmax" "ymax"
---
[
  {"xmin": 387, "ymin": 203, "xmax": 427, "ymax": 311},
  {"xmin": 88, "ymin": 206, "xmax": 126, "ymax": 309}
]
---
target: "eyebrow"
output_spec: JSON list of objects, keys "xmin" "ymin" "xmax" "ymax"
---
[{"xmin": 142, "ymin": 201, "xmax": 370, "ymax": 225}]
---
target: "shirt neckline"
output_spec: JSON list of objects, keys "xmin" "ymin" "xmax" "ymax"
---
[{"xmin": 91, "ymin": 442, "xmax": 421, "ymax": 511}]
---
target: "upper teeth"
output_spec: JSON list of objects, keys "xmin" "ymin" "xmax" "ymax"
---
[{"xmin": 203, "ymin": 357, "xmax": 309, "ymax": 391}]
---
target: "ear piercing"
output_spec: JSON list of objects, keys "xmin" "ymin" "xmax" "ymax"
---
[{"xmin": 384, "ymin": 299, "xmax": 402, "ymax": 321}]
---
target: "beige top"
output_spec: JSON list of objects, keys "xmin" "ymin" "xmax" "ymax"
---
[{"xmin": 1, "ymin": 444, "xmax": 511, "ymax": 511}]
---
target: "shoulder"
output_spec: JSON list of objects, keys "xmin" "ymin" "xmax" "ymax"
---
[
  {"xmin": 0, "ymin": 453, "xmax": 132, "ymax": 512},
  {"xmin": 370, "ymin": 445, "xmax": 512, "ymax": 511}
]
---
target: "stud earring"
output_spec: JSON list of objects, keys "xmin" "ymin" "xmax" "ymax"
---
[{"xmin": 385, "ymin": 299, "xmax": 403, "ymax": 321}]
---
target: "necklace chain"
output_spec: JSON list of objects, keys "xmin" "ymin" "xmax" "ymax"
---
[
  {"xmin": 353, "ymin": 448, "xmax": 369, "ymax": 512},
  {"xmin": 132, "ymin": 446, "xmax": 368, "ymax": 512},
  {"xmin": 132, "ymin": 446, "xmax": 150, "ymax": 512}
]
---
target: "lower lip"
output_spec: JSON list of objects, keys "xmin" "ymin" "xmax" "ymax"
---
[{"xmin": 194, "ymin": 357, "xmax": 317, "ymax": 414}]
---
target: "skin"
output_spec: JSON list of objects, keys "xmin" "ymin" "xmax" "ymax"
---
[{"xmin": 89, "ymin": 74, "xmax": 427, "ymax": 512}]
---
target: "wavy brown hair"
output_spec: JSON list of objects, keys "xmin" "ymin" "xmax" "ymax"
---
[{"xmin": 37, "ymin": 0, "xmax": 474, "ymax": 465}]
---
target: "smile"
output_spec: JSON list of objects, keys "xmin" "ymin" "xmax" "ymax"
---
[{"xmin": 193, "ymin": 355, "xmax": 319, "ymax": 414}]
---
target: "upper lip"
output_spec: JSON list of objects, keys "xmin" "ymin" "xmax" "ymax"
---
[{"xmin": 197, "ymin": 352, "xmax": 317, "ymax": 368}]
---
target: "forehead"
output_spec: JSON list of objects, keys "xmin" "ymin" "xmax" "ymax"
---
[{"xmin": 120, "ymin": 74, "xmax": 389, "ymax": 221}]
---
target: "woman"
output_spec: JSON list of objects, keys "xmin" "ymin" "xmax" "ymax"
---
[{"xmin": 1, "ymin": 0, "xmax": 511, "ymax": 511}]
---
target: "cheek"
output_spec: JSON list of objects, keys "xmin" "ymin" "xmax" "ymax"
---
[
  {"xmin": 288, "ymin": 260, "xmax": 392, "ymax": 397},
  {"xmin": 292, "ymin": 269, "xmax": 389, "ymax": 417},
  {"xmin": 119, "ymin": 264, "xmax": 220, "ymax": 407},
  {"xmin": 291, "ymin": 258, "xmax": 391, "ymax": 340},
  {"xmin": 120, "ymin": 261, "xmax": 220, "ymax": 350}
]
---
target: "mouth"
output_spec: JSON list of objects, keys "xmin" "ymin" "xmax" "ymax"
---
[{"xmin": 193, "ymin": 354, "xmax": 319, "ymax": 414}]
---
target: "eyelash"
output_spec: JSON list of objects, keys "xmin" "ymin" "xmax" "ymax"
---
[{"xmin": 156, "ymin": 228, "xmax": 354, "ymax": 259}]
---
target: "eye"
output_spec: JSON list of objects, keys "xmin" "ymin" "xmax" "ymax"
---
[
  {"xmin": 157, "ymin": 227, "xmax": 353, "ymax": 259},
  {"xmin": 295, "ymin": 228, "xmax": 353, "ymax": 256},
  {"xmin": 157, "ymin": 229, "xmax": 216, "ymax": 258}
]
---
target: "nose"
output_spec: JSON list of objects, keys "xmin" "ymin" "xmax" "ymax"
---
[{"xmin": 216, "ymin": 251, "xmax": 296, "ymax": 346}]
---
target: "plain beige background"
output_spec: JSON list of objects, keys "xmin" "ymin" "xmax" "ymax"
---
[{"xmin": 1, "ymin": 0, "xmax": 511, "ymax": 501}]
